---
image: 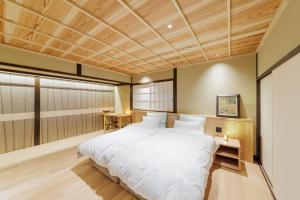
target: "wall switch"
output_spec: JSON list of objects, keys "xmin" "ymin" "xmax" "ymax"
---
[{"xmin": 216, "ymin": 127, "xmax": 222, "ymax": 133}]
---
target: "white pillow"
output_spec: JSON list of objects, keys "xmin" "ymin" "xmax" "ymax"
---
[
  {"xmin": 147, "ymin": 112, "xmax": 167, "ymax": 128},
  {"xmin": 142, "ymin": 116, "xmax": 161, "ymax": 128},
  {"xmin": 173, "ymin": 120, "xmax": 203, "ymax": 131},
  {"xmin": 179, "ymin": 114, "xmax": 206, "ymax": 132}
]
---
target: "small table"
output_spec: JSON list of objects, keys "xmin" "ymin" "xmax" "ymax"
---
[
  {"xmin": 214, "ymin": 136, "xmax": 242, "ymax": 171},
  {"xmin": 103, "ymin": 113, "xmax": 132, "ymax": 132}
]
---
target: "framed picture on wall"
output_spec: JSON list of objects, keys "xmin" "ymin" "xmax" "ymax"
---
[{"xmin": 216, "ymin": 94, "xmax": 240, "ymax": 118}]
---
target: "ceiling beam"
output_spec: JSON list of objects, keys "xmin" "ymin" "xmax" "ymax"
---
[
  {"xmin": 227, "ymin": 0, "xmax": 231, "ymax": 56},
  {"xmin": 62, "ymin": 0, "xmax": 173, "ymax": 67},
  {"xmin": 171, "ymin": 0, "xmax": 208, "ymax": 61},
  {"xmin": 117, "ymin": 0, "xmax": 191, "ymax": 65},
  {"xmin": 4, "ymin": 0, "xmax": 156, "ymax": 70}
]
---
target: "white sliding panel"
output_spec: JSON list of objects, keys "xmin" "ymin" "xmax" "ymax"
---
[
  {"xmin": 260, "ymin": 74, "xmax": 273, "ymax": 184},
  {"xmin": 273, "ymin": 53, "xmax": 300, "ymax": 199},
  {"xmin": 133, "ymin": 81, "xmax": 173, "ymax": 112},
  {"xmin": 40, "ymin": 78, "xmax": 115, "ymax": 144},
  {"xmin": 0, "ymin": 73, "xmax": 35, "ymax": 154}
]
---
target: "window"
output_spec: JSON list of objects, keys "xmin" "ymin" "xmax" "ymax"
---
[
  {"xmin": 133, "ymin": 81, "xmax": 173, "ymax": 112},
  {"xmin": 0, "ymin": 72, "xmax": 115, "ymax": 154}
]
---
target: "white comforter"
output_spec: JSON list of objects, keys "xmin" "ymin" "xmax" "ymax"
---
[
  {"xmin": 79, "ymin": 123, "xmax": 159, "ymax": 168},
  {"xmin": 79, "ymin": 126, "xmax": 218, "ymax": 200}
]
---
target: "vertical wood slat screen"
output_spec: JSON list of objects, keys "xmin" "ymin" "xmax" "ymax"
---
[
  {"xmin": 0, "ymin": 73, "xmax": 35, "ymax": 154},
  {"xmin": 133, "ymin": 81, "xmax": 173, "ymax": 112},
  {"xmin": 0, "ymin": 72, "xmax": 115, "ymax": 154},
  {"xmin": 40, "ymin": 78, "xmax": 115, "ymax": 144}
]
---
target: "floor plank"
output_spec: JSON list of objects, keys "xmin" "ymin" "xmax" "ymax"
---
[{"xmin": 0, "ymin": 137, "xmax": 273, "ymax": 200}]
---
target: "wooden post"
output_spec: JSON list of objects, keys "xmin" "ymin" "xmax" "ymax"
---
[{"xmin": 34, "ymin": 77, "xmax": 41, "ymax": 146}]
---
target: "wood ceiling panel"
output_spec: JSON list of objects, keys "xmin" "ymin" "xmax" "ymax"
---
[
  {"xmin": 182, "ymin": 0, "xmax": 226, "ymax": 28},
  {"xmin": 55, "ymin": 29, "xmax": 82, "ymax": 44},
  {"xmin": 71, "ymin": 47, "xmax": 93, "ymax": 57},
  {"xmin": 102, "ymin": 59, "xmax": 122, "ymax": 66},
  {"xmin": 132, "ymin": 29, "xmax": 158, "ymax": 45},
  {"xmin": 186, "ymin": 55, "xmax": 206, "ymax": 64},
  {"xmin": 78, "ymin": 0, "xmax": 124, "ymax": 23},
  {"xmin": 205, "ymin": 42, "xmax": 229, "ymax": 60},
  {"xmin": 115, "ymin": 54, "xmax": 136, "ymax": 63},
  {"xmin": 0, "ymin": 0, "xmax": 282, "ymax": 74},
  {"xmin": 231, "ymin": 34, "xmax": 263, "ymax": 56},
  {"xmin": 231, "ymin": 0, "xmax": 281, "ymax": 29},
  {"xmin": 64, "ymin": 53, "xmax": 83, "ymax": 61},
  {"xmin": 4, "ymin": 35, "xmax": 42, "ymax": 52},
  {"xmin": 47, "ymin": 39, "xmax": 72, "ymax": 51},
  {"xmin": 194, "ymin": 18, "xmax": 227, "ymax": 44},
  {"xmin": 111, "ymin": 10, "xmax": 149, "ymax": 39},
  {"xmin": 68, "ymin": 11, "xmax": 98, "ymax": 34},
  {"xmin": 80, "ymin": 38, "xmax": 107, "ymax": 52},
  {"xmin": 115, "ymin": 40, "xmax": 137, "ymax": 52},
  {"xmin": 94, "ymin": 27, "xmax": 124, "ymax": 45},
  {"xmin": 43, "ymin": 47, "xmax": 64, "ymax": 56}
]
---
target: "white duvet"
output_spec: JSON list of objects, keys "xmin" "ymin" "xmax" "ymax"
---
[{"xmin": 79, "ymin": 126, "xmax": 218, "ymax": 200}]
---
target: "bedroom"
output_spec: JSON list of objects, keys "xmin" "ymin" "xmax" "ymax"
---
[{"xmin": 0, "ymin": 0, "xmax": 299, "ymax": 199}]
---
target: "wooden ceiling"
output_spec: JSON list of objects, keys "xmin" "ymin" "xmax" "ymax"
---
[{"xmin": 0, "ymin": 0, "xmax": 282, "ymax": 75}]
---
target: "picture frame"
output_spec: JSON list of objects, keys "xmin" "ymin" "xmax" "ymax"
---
[{"xmin": 216, "ymin": 94, "xmax": 240, "ymax": 118}]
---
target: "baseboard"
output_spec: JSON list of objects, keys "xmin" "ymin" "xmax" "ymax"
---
[{"xmin": 258, "ymin": 161, "xmax": 277, "ymax": 200}]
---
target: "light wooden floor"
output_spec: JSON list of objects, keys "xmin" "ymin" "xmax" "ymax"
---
[{"xmin": 0, "ymin": 136, "xmax": 274, "ymax": 200}]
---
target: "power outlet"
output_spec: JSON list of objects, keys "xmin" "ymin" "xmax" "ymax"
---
[{"xmin": 216, "ymin": 127, "xmax": 222, "ymax": 133}]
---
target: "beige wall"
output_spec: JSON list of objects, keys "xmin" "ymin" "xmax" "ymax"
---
[
  {"xmin": 177, "ymin": 54, "xmax": 257, "ymax": 153},
  {"xmin": 0, "ymin": 45, "xmax": 131, "ymax": 83},
  {"xmin": 177, "ymin": 54, "xmax": 256, "ymax": 119},
  {"xmin": 132, "ymin": 69, "xmax": 173, "ymax": 83},
  {"xmin": 115, "ymin": 85, "xmax": 131, "ymax": 114},
  {"xmin": 258, "ymin": 0, "xmax": 300, "ymax": 76}
]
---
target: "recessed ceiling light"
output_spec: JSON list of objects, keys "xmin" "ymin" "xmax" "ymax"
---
[
  {"xmin": 167, "ymin": 24, "xmax": 173, "ymax": 29},
  {"xmin": 216, "ymin": 53, "xmax": 220, "ymax": 57}
]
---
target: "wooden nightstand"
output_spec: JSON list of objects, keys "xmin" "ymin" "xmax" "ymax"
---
[{"xmin": 214, "ymin": 136, "xmax": 242, "ymax": 171}]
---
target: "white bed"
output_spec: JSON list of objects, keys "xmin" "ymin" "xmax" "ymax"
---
[{"xmin": 79, "ymin": 123, "xmax": 218, "ymax": 200}]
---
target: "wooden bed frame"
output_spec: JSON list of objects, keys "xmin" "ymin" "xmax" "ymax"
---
[{"xmin": 89, "ymin": 159, "xmax": 145, "ymax": 200}]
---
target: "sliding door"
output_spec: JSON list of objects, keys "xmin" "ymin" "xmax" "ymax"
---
[
  {"xmin": 272, "ymin": 53, "xmax": 300, "ymax": 199},
  {"xmin": 260, "ymin": 74, "xmax": 273, "ymax": 183}
]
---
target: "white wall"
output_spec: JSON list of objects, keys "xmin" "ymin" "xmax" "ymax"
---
[
  {"xmin": 260, "ymin": 74, "xmax": 273, "ymax": 183},
  {"xmin": 272, "ymin": 53, "xmax": 300, "ymax": 199}
]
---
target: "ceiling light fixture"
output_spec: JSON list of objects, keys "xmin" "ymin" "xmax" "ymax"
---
[{"xmin": 167, "ymin": 24, "xmax": 173, "ymax": 29}]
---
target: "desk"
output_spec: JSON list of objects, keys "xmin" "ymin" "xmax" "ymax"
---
[{"xmin": 103, "ymin": 113, "xmax": 132, "ymax": 132}]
